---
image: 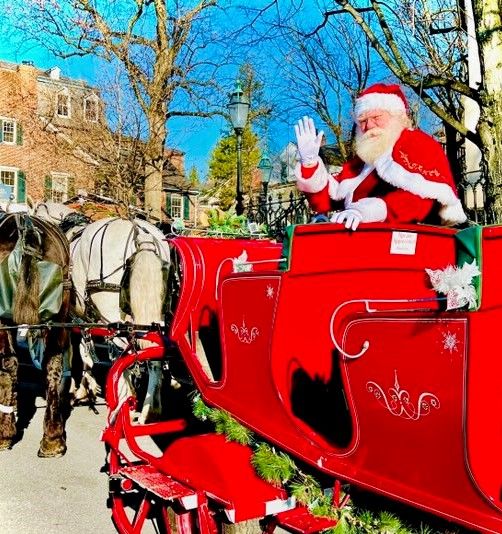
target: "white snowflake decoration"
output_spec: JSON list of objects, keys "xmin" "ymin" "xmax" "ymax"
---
[
  {"xmin": 426, "ymin": 259, "xmax": 480, "ymax": 310},
  {"xmin": 266, "ymin": 285, "xmax": 274, "ymax": 299},
  {"xmin": 442, "ymin": 331, "xmax": 459, "ymax": 354},
  {"xmin": 232, "ymin": 250, "xmax": 253, "ymax": 273}
]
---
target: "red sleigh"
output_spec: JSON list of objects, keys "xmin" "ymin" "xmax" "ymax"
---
[{"xmin": 102, "ymin": 223, "xmax": 502, "ymax": 534}]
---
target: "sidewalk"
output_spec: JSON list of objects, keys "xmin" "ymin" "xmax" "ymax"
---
[{"xmin": 0, "ymin": 391, "xmax": 116, "ymax": 534}]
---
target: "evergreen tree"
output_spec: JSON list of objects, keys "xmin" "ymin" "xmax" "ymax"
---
[
  {"xmin": 207, "ymin": 63, "xmax": 272, "ymax": 211},
  {"xmin": 207, "ymin": 127, "xmax": 261, "ymax": 211},
  {"xmin": 188, "ymin": 166, "xmax": 200, "ymax": 187}
]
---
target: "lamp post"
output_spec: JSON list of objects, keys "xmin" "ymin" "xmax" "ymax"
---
[
  {"xmin": 257, "ymin": 153, "xmax": 272, "ymax": 200},
  {"xmin": 258, "ymin": 153, "xmax": 273, "ymax": 225},
  {"xmin": 227, "ymin": 80, "xmax": 249, "ymax": 215}
]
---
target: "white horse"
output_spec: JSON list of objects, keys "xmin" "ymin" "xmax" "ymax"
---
[
  {"xmin": 33, "ymin": 202, "xmax": 173, "ymax": 423},
  {"xmin": 71, "ymin": 217, "xmax": 172, "ymax": 423}
]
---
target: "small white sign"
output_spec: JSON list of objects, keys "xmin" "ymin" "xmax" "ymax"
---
[{"xmin": 390, "ymin": 231, "xmax": 417, "ymax": 255}]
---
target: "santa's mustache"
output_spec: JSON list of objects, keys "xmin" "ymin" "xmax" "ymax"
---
[{"xmin": 357, "ymin": 127, "xmax": 385, "ymax": 141}]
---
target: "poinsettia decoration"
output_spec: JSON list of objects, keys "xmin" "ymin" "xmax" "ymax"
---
[{"xmin": 426, "ymin": 260, "xmax": 480, "ymax": 310}]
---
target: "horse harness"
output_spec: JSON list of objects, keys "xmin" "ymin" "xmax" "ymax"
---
[
  {"xmin": 83, "ymin": 219, "xmax": 169, "ymax": 322},
  {"xmin": 0, "ymin": 213, "xmax": 71, "ymax": 321}
]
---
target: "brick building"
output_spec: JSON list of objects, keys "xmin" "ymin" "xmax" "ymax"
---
[
  {"xmin": 0, "ymin": 59, "xmax": 199, "ymax": 226},
  {"xmin": 0, "ymin": 60, "xmax": 101, "ymax": 205}
]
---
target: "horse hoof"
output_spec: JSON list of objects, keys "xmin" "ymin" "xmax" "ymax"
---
[{"xmin": 37, "ymin": 442, "xmax": 67, "ymax": 458}]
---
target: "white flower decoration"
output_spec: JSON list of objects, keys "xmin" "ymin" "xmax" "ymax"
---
[{"xmin": 426, "ymin": 259, "xmax": 481, "ymax": 310}]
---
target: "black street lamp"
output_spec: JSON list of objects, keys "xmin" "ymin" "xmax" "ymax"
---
[
  {"xmin": 227, "ymin": 80, "xmax": 250, "ymax": 215},
  {"xmin": 257, "ymin": 153, "xmax": 273, "ymax": 200}
]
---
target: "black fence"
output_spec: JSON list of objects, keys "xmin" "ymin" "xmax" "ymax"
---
[
  {"xmin": 246, "ymin": 191, "xmax": 313, "ymax": 241},
  {"xmin": 457, "ymin": 167, "xmax": 502, "ymax": 225}
]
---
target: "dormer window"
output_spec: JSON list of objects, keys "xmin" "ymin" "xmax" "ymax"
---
[
  {"xmin": 57, "ymin": 90, "xmax": 70, "ymax": 118},
  {"xmin": 84, "ymin": 94, "xmax": 98, "ymax": 122}
]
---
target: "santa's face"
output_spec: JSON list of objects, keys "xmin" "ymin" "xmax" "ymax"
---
[{"xmin": 354, "ymin": 110, "xmax": 407, "ymax": 164}]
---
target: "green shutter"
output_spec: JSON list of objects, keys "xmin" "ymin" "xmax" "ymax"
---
[
  {"xmin": 0, "ymin": 120, "xmax": 3, "ymax": 143},
  {"xmin": 166, "ymin": 193, "xmax": 171, "ymax": 217},
  {"xmin": 17, "ymin": 171, "xmax": 26, "ymax": 203},
  {"xmin": 16, "ymin": 123, "xmax": 22, "ymax": 145},
  {"xmin": 44, "ymin": 175, "xmax": 52, "ymax": 200},
  {"xmin": 67, "ymin": 175, "xmax": 75, "ymax": 199},
  {"xmin": 183, "ymin": 195, "xmax": 190, "ymax": 220}
]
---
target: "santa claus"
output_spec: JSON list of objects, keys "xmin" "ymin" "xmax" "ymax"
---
[{"xmin": 295, "ymin": 83, "xmax": 467, "ymax": 230}]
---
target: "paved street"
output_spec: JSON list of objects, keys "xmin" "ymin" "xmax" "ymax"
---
[{"xmin": 0, "ymin": 383, "xmax": 117, "ymax": 534}]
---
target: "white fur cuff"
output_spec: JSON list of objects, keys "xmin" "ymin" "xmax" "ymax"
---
[
  {"xmin": 347, "ymin": 197, "xmax": 387, "ymax": 222},
  {"xmin": 439, "ymin": 199, "xmax": 467, "ymax": 225},
  {"xmin": 294, "ymin": 158, "xmax": 330, "ymax": 194}
]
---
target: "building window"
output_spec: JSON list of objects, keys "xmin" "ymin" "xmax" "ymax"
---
[
  {"xmin": 2, "ymin": 120, "xmax": 16, "ymax": 144},
  {"xmin": 170, "ymin": 194, "xmax": 182, "ymax": 219},
  {"xmin": 57, "ymin": 92, "xmax": 70, "ymax": 117},
  {"xmin": 51, "ymin": 172, "xmax": 69, "ymax": 202},
  {"xmin": 0, "ymin": 168, "xmax": 17, "ymax": 201},
  {"xmin": 84, "ymin": 96, "xmax": 98, "ymax": 122}
]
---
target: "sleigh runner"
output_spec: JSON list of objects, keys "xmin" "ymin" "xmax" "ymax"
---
[{"xmin": 102, "ymin": 222, "xmax": 502, "ymax": 534}]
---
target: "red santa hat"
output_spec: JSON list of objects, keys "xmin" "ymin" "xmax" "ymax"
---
[{"xmin": 354, "ymin": 83, "xmax": 409, "ymax": 118}]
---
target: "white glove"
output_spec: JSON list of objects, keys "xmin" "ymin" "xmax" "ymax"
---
[
  {"xmin": 294, "ymin": 116, "xmax": 324, "ymax": 166},
  {"xmin": 331, "ymin": 209, "xmax": 363, "ymax": 231}
]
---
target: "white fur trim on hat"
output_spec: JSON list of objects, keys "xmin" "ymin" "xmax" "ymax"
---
[{"xmin": 355, "ymin": 93, "xmax": 407, "ymax": 118}]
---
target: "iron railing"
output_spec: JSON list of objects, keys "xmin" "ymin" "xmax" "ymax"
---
[
  {"xmin": 246, "ymin": 191, "xmax": 313, "ymax": 241},
  {"xmin": 457, "ymin": 160, "xmax": 501, "ymax": 225}
]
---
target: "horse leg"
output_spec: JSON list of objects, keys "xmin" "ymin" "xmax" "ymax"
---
[
  {"xmin": 0, "ymin": 354, "xmax": 18, "ymax": 451},
  {"xmin": 38, "ymin": 352, "xmax": 67, "ymax": 458},
  {"xmin": 73, "ymin": 339, "xmax": 101, "ymax": 405},
  {"xmin": 138, "ymin": 361, "xmax": 164, "ymax": 424},
  {"xmin": 0, "ymin": 328, "xmax": 17, "ymax": 450}
]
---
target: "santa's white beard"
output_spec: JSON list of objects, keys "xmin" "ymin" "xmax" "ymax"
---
[{"xmin": 355, "ymin": 120, "xmax": 405, "ymax": 165}]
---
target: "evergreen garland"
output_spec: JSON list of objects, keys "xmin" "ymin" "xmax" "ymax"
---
[{"xmin": 190, "ymin": 394, "xmax": 456, "ymax": 534}]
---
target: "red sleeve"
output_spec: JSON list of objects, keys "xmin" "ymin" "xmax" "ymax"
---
[
  {"xmin": 301, "ymin": 164, "xmax": 318, "ymax": 178},
  {"xmin": 304, "ymin": 189, "xmax": 332, "ymax": 213},
  {"xmin": 299, "ymin": 164, "xmax": 332, "ymax": 213},
  {"xmin": 382, "ymin": 190, "xmax": 435, "ymax": 223}
]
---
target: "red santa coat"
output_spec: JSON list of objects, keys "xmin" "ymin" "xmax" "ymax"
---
[{"xmin": 295, "ymin": 128, "xmax": 467, "ymax": 225}]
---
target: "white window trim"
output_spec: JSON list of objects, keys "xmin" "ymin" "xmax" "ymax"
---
[
  {"xmin": 84, "ymin": 94, "xmax": 99, "ymax": 122},
  {"xmin": 56, "ymin": 89, "xmax": 71, "ymax": 118},
  {"xmin": 0, "ymin": 166, "xmax": 19, "ymax": 201},
  {"xmin": 170, "ymin": 193, "xmax": 182, "ymax": 219},
  {"xmin": 0, "ymin": 117, "xmax": 17, "ymax": 145},
  {"xmin": 50, "ymin": 171, "xmax": 70, "ymax": 203}
]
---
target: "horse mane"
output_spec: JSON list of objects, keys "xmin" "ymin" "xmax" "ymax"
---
[{"xmin": 128, "ymin": 237, "xmax": 164, "ymax": 326}]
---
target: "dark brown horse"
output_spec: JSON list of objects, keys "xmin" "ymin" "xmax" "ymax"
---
[{"xmin": 0, "ymin": 212, "xmax": 72, "ymax": 457}]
